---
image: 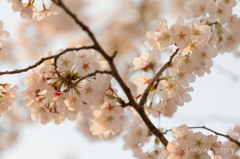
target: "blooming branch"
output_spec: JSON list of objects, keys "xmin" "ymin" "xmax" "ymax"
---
[
  {"xmin": 163, "ymin": 126, "xmax": 240, "ymax": 147},
  {"xmin": 0, "ymin": 45, "xmax": 94, "ymax": 76},
  {"xmin": 139, "ymin": 48, "xmax": 179, "ymax": 107},
  {"xmin": 52, "ymin": 0, "xmax": 169, "ymax": 147}
]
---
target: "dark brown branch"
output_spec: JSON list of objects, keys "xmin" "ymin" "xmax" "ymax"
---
[
  {"xmin": 162, "ymin": 129, "xmax": 171, "ymax": 134},
  {"xmin": 163, "ymin": 126, "xmax": 240, "ymax": 147},
  {"xmin": 111, "ymin": 51, "xmax": 118, "ymax": 59},
  {"xmin": 133, "ymin": 104, "xmax": 169, "ymax": 147},
  {"xmin": 0, "ymin": 46, "xmax": 94, "ymax": 76},
  {"xmin": 53, "ymin": 0, "xmax": 169, "ymax": 147},
  {"xmin": 120, "ymin": 101, "xmax": 130, "ymax": 108},
  {"xmin": 139, "ymin": 48, "xmax": 179, "ymax": 107}
]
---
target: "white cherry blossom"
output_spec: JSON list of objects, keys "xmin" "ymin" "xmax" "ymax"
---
[
  {"xmin": 20, "ymin": 4, "xmax": 34, "ymax": 20},
  {"xmin": 7, "ymin": 0, "xmax": 24, "ymax": 12},
  {"xmin": 208, "ymin": 2, "xmax": 232, "ymax": 24},
  {"xmin": 64, "ymin": 94, "xmax": 87, "ymax": 111},
  {"xmin": 133, "ymin": 52, "xmax": 154, "ymax": 70},
  {"xmin": 133, "ymin": 71, "xmax": 151, "ymax": 94},
  {"xmin": 0, "ymin": 21, "xmax": 10, "ymax": 42},
  {"xmin": 155, "ymin": 99, "xmax": 178, "ymax": 117},
  {"xmin": 184, "ymin": 0, "xmax": 210, "ymax": 18},
  {"xmin": 57, "ymin": 51, "xmax": 75, "ymax": 72},
  {"xmin": 31, "ymin": 105, "xmax": 51, "ymax": 125},
  {"xmin": 170, "ymin": 18, "xmax": 191, "ymax": 49},
  {"xmin": 159, "ymin": 79, "xmax": 181, "ymax": 100}
]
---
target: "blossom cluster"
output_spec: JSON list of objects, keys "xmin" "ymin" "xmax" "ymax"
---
[
  {"xmin": 132, "ymin": 0, "xmax": 240, "ymax": 118},
  {"xmin": 220, "ymin": 124, "xmax": 240, "ymax": 159},
  {"xmin": 7, "ymin": 0, "xmax": 58, "ymax": 20},
  {"xmin": 0, "ymin": 84, "xmax": 18, "ymax": 116},
  {"xmin": 123, "ymin": 117, "xmax": 150, "ymax": 157},
  {"xmin": 133, "ymin": 17, "xmax": 217, "ymax": 117},
  {"xmin": 21, "ymin": 48, "xmax": 126, "ymax": 139},
  {"xmin": 157, "ymin": 124, "xmax": 239, "ymax": 159},
  {"xmin": 184, "ymin": 0, "xmax": 240, "ymax": 53},
  {"xmin": 0, "ymin": 21, "xmax": 17, "ymax": 116}
]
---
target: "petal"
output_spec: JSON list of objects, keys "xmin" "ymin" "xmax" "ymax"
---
[
  {"xmin": 140, "ymin": 52, "xmax": 150, "ymax": 61},
  {"xmin": 137, "ymin": 84, "xmax": 148, "ymax": 94},
  {"xmin": 133, "ymin": 76, "xmax": 145, "ymax": 86},
  {"xmin": 142, "ymin": 71, "xmax": 150, "ymax": 80}
]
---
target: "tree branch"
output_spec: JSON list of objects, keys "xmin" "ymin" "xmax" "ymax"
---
[
  {"xmin": 52, "ymin": 0, "xmax": 137, "ymax": 109},
  {"xmin": 53, "ymin": 0, "xmax": 169, "ymax": 147},
  {"xmin": 133, "ymin": 104, "xmax": 169, "ymax": 147},
  {"xmin": 139, "ymin": 48, "xmax": 179, "ymax": 107},
  {"xmin": 163, "ymin": 126, "xmax": 240, "ymax": 147},
  {"xmin": 190, "ymin": 126, "xmax": 240, "ymax": 147},
  {"xmin": 111, "ymin": 51, "xmax": 118, "ymax": 59},
  {"xmin": 0, "ymin": 46, "xmax": 94, "ymax": 76}
]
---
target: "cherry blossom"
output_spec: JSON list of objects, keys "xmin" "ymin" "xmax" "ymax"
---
[
  {"xmin": 90, "ymin": 99, "xmax": 124, "ymax": 140},
  {"xmin": 184, "ymin": 0, "xmax": 210, "ymax": 18},
  {"xmin": 0, "ymin": 84, "xmax": 18, "ymax": 114},
  {"xmin": 6, "ymin": 0, "xmax": 24, "ymax": 12},
  {"xmin": 208, "ymin": 2, "xmax": 232, "ymax": 24},
  {"xmin": 170, "ymin": 18, "xmax": 191, "ymax": 49},
  {"xmin": 156, "ymin": 125, "xmax": 229, "ymax": 159},
  {"xmin": 133, "ymin": 52, "xmax": 154, "ymax": 70},
  {"xmin": 0, "ymin": 21, "xmax": 10, "ymax": 62},
  {"xmin": 57, "ymin": 51, "xmax": 76, "ymax": 72},
  {"xmin": 0, "ymin": 21, "xmax": 10, "ymax": 42},
  {"xmin": 20, "ymin": 4, "xmax": 34, "ymax": 19},
  {"xmin": 34, "ymin": 4, "xmax": 59, "ymax": 21},
  {"xmin": 133, "ymin": 71, "xmax": 151, "ymax": 94},
  {"xmin": 22, "ymin": 48, "xmax": 112, "ymax": 125}
]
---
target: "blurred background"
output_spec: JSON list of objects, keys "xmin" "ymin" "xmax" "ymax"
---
[{"xmin": 0, "ymin": 0, "xmax": 240, "ymax": 158}]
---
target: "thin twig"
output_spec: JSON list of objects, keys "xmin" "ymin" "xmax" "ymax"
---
[
  {"xmin": 163, "ymin": 126, "xmax": 240, "ymax": 147},
  {"xmin": 53, "ymin": 51, "xmax": 70, "ymax": 84},
  {"xmin": 190, "ymin": 126, "xmax": 240, "ymax": 147},
  {"xmin": 0, "ymin": 46, "xmax": 94, "ymax": 76},
  {"xmin": 111, "ymin": 51, "xmax": 118, "ymax": 59}
]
